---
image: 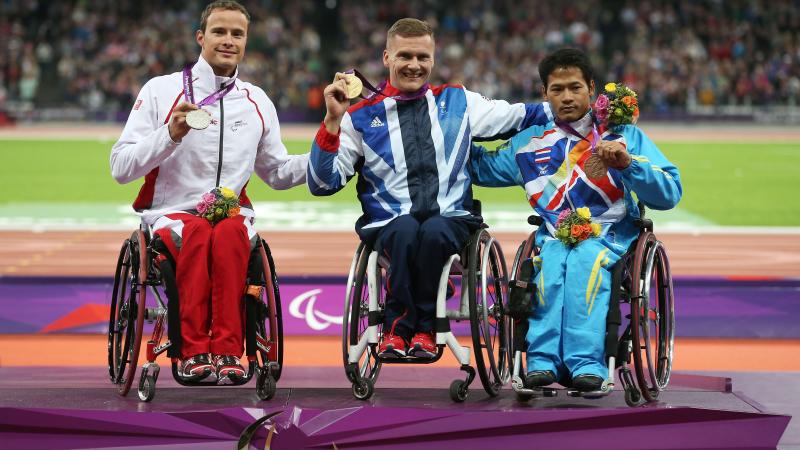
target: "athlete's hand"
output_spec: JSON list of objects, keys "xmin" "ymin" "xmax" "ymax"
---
[
  {"xmin": 322, "ymin": 72, "xmax": 351, "ymax": 134},
  {"xmin": 596, "ymin": 140, "xmax": 631, "ymax": 169},
  {"xmin": 168, "ymin": 102, "xmax": 199, "ymax": 142}
]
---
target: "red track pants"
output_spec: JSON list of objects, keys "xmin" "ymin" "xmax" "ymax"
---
[{"xmin": 153, "ymin": 213, "xmax": 254, "ymax": 358}]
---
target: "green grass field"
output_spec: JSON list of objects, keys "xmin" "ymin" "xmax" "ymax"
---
[{"xmin": 4, "ymin": 138, "xmax": 799, "ymax": 226}]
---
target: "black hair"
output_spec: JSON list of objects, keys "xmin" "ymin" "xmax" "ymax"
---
[{"xmin": 538, "ymin": 48, "xmax": 594, "ymax": 88}]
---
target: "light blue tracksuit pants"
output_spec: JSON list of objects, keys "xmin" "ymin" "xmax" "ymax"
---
[{"xmin": 525, "ymin": 237, "xmax": 623, "ymax": 381}]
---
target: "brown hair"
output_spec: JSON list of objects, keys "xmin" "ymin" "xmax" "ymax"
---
[
  {"xmin": 387, "ymin": 18, "xmax": 434, "ymax": 43},
  {"xmin": 199, "ymin": 0, "xmax": 251, "ymax": 32}
]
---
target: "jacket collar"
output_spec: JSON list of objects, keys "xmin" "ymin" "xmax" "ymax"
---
[
  {"xmin": 193, "ymin": 55, "xmax": 238, "ymax": 91},
  {"xmin": 562, "ymin": 110, "xmax": 595, "ymax": 138}
]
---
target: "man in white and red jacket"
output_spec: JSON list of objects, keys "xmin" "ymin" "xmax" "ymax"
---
[{"xmin": 111, "ymin": 0, "xmax": 307, "ymax": 384}]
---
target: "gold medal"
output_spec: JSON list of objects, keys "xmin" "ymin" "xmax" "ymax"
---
[
  {"xmin": 584, "ymin": 154, "xmax": 608, "ymax": 179},
  {"xmin": 344, "ymin": 73, "xmax": 363, "ymax": 99},
  {"xmin": 186, "ymin": 109, "xmax": 212, "ymax": 130}
]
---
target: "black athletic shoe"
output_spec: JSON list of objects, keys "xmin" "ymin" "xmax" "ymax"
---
[
  {"xmin": 572, "ymin": 374, "xmax": 604, "ymax": 392},
  {"xmin": 524, "ymin": 370, "xmax": 556, "ymax": 388}
]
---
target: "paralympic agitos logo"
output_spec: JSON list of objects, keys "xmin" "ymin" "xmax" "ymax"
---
[{"xmin": 288, "ymin": 289, "xmax": 343, "ymax": 331}]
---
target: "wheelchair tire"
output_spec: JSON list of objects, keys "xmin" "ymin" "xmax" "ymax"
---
[
  {"xmin": 630, "ymin": 231, "xmax": 675, "ymax": 402},
  {"xmin": 257, "ymin": 239, "xmax": 284, "ymax": 383},
  {"xmin": 508, "ymin": 235, "xmax": 538, "ymax": 379},
  {"xmin": 256, "ymin": 370, "xmax": 277, "ymax": 401},
  {"xmin": 467, "ymin": 229, "xmax": 512, "ymax": 397},
  {"xmin": 342, "ymin": 243, "xmax": 382, "ymax": 390},
  {"xmin": 352, "ymin": 378, "xmax": 374, "ymax": 401},
  {"xmin": 449, "ymin": 379, "xmax": 469, "ymax": 403},
  {"xmin": 624, "ymin": 385, "xmax": 643, "ymax": 407},
  {"xmin": 108, "ymin": 230, "xmax": 147, "ymax": 397},
  {"xmin": 138, "ymin": 374, "xmax": 156, "ymax": 402}
]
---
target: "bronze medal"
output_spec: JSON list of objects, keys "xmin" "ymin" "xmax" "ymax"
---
[{"xmin": 584, "ymin": 154, "xmax": 608, "ymax": 179}]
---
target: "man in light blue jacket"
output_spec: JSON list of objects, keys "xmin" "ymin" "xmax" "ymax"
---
[{"xmin": 469, "ymin": 48, "xmax": 682, "ymax": 391}]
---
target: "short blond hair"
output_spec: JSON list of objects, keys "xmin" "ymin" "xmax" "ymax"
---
[
  {"xmin": 199, "ymin": 1, "xmax": 250, "ymax": 32},
  {"xmin": 387, "ymin": 18, "xmax": 434, "ymax": 43}
]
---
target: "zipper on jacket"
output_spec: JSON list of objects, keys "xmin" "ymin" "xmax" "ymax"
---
[{"xmin": 215, "ymin": 97, "xmax": 224, "ymax": 186}]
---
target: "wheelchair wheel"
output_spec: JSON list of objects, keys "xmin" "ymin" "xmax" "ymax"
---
[
  {"xmin": 630, "ymin": 231, "xmax": 675, "ymax": 402},
  {"xmin": 449, "ymin": 379, "xmax": 469, "ymax": 403},
  {"xmin": 342, "ymin": 243, "xmax": 381, "ymax": 394},
  {"xmin": 508, "ymin": 234, "xmax": 538, "ymax": 379},
  {"xmin": 256, "ymin": 239, "xmax": 283, "ymax": 383},
  {"xmin": 107, "ymin": 230, "xmax": 147, "ymax": 396},
  {"xmin": 467, "ymin": 229, "xmax": 512, "ymax": 396}
]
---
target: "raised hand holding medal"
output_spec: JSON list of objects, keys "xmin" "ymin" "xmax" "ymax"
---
[
  {"xmin": 181, "ymin": 63, "xmax": 235, "ymax": 131},
  {"xmin": 583, "ymin": 153, "xmax": 608, "ymax": 179}
]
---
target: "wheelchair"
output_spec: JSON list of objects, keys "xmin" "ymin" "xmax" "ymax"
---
[
  {"xmin": 507, "ymin": 205, "xmax": 674, "ymax": 407},
  {"xmin": 342, "ymin": 208, "xmax": 513, "ymax": 403},
  {"xmin": 107, "ymin": 222, "xmax": 283, "ymax": 402}
]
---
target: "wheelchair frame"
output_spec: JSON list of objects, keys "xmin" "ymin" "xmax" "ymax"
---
[
  {"xmin": 342, "ymin": 227, "xmax": 513, "ymax": 402},
  {"xmin": 107, "ymin": 222, "xmax": 283, "ymax": 402},
  {"xmin": 508, "ymin": 208, "xmax": 675, "ymax": 406}
]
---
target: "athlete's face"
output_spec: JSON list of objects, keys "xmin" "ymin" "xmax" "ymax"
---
[
  {"xmin": 196, "ymin": 9, "xmax": 248, "ymax": 77},
  {"xmin": 383, "ymin": 34, "xmax": 435, "ymax": 93},
  {"xmin": 542, "ymin": 66, "xmax": 595, "ymax": 123}
]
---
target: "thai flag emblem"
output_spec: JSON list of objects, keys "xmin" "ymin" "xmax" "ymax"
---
[{"xmin": 534, "ymin": 148, "xmax": 551, "ymax": 164}]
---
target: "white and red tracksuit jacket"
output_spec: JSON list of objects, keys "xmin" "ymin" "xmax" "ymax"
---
[{"xmin": 110, "ymin": 55, "xmax": 308, "ymax": 223}]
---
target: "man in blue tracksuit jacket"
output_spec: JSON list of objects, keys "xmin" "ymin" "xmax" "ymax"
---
[
  {"xmin": 469, "ymin": 48, "xmax": 682, "ymax": 391},
  {"xmin": 308, "ymin": 18, "xmax": 553, "ymax": 358}
]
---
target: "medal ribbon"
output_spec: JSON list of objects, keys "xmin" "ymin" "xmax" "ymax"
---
[
  {"xmin": 182, "ymin": 64, "xmax": 236, "ymax": 107},
  {"xmin": 555, "ymin": 119, "xmax": 600, "ymax": 153},
  {"xmin": 346, "ymin": 69, "xmax": 429, "ymax": 101}
]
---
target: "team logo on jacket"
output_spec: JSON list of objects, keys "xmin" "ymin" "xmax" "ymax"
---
[
  {"xmin": 534, "ymin": 147, "xmax": 552, "ymax": 174},
  {"xmin": 370, "ymin": 116, "xmax": 385, "ymax": 128},
  {"xmin": 230, "ymin": 119, "xmax": 247, "ymax": 132}
]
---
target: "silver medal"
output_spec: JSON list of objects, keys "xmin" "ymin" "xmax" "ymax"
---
[{"xmin": 186, "ymin": 109, "xmax": 212, "ymax": 130}]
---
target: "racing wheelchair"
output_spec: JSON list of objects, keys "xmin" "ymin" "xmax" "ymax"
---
[
  {"xmin": 342, "ymin": 204, "xmax": 513, "ymax": 403},
  {"xmin": 507, "ymin": 205, "xmax": 674, "ymax": 407},
  {"xmin": 107, "ymin": 223, "xmax": 283, "ymax": 402}
]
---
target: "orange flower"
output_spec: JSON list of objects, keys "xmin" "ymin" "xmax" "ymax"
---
[
  {"xmin": 622, "ymin": 96, "xmax": 635, "ymax": 106},
  {"xmin": 228, "ymin": 206, "xmax": 240, "ymax": 218},
  {"xmin": 571, "ymin": 224, "xmax": 583, "ymax": 238},
  {"xmin": 581, "ymin": 223, "xmax": 593, "ymax": 239}
]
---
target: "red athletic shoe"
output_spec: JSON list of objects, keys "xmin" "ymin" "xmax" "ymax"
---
[
  {"xmin": 178, "ymin": 354, "xmax": 214, "ymax": 380},
  {"xmin": 213, "ymin": 355, "xmax": 246, "ymax": 385},
  {"xmin": 378, "ymin": 333, "xmax": 407, "ymax": 358},
  {"xmin": 409, "ymin": 332, "xmax": 436, "ymax": 358}
]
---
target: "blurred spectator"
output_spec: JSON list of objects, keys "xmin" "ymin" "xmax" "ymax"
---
[{"xmin": 1, "ymin": 0, "xmax": 798, "ymax": 120}]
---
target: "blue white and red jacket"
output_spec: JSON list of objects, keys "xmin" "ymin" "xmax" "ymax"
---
[
  {"xmin": 308, "ymin": 82, "xmax": 554, "ymax": 229},
  {"xmin": 469, "ymin": 112, "xmax": 682, "ymax": 250}
]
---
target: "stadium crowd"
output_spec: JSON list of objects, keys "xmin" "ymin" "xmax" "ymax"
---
[{"xmin": 1, "ymin": 0, "xmax": 798, "ymax": 121}]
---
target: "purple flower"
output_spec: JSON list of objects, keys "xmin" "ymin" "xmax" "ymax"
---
[
  {"xmin": 197, "ymin": 202, "xmax": 208, "ymax": 214},
  {"xmin": 595, "ymin": 94, "xmax": 610, "ymax": 110},
  {"xmin": 202, "ymin": 193, "xmax": 216, "ymax": 204},
  {"xmin": 594, "ymin": 94, "xmax": 610, "ymax": 123},
  {"xmin": 556, "ymin": 208, "xmax": 571, "ymax": 225}
]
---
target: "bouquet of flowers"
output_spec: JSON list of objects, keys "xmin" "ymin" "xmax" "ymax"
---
[
  {"xmin": 553, "ymin": 207, "xmax": 602, "ymax": 246},
  {"xmin": 196, "ymin": 187, "xmax": 240, "ymax": 224},
  {"xmin": 593, "ymin": 82, "xmax": 639, "ymax": 129}
]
